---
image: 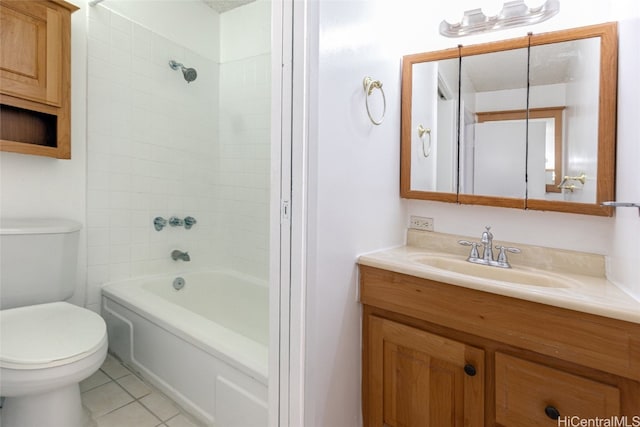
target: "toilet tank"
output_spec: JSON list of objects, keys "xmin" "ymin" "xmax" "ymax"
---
[{"xmin": 0, "ymin": 218, "xmax": 81, "ymax": 310}]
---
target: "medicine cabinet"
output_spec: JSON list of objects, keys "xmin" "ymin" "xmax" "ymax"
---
[{"xmin": 400, "ymin": 23, "xmax": 617, "ymax": 216}]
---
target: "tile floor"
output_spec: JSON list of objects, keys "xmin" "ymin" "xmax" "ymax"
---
[{"xmin": 80, "ymin": 354, "xmax": 206, "ymax": 427}]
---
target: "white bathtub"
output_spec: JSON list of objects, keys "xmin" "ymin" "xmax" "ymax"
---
[{"xmin": 101, "ymin": 270, "xmax": 268, "ymax": 426}]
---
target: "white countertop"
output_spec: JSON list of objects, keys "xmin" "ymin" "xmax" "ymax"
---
[{"xmin": 358, "ymin": 244, "xmax": 640, "ymax": 325}]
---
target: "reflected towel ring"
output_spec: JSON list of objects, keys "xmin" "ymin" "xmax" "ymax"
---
[
  {"xmin": 417, "ymin": 124, "xmax": 432, "ymax": 157},
  {"xmin": 363, "ymin": 77, "xmax": 386, "ymax": 125}
]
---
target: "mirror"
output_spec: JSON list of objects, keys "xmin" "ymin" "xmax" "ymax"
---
[
  {"xmin": 410, "ymin": 56, "xmax": 459, "ymax": 194},
  {"xmin": 400, "ymin": 23, "xmax": 617, "ymax": 216},
  {"xmin": 402, "ymin": 48, "xmax": 459, "ymax": 202},
  {"xmin": 459, "ymin": 41, "xmax": 529, "ymax": 208}
]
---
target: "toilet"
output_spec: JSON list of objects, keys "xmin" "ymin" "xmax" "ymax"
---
[{"xmin": 0, "ymin": 219, "xmax": 108, "ymax": 427}]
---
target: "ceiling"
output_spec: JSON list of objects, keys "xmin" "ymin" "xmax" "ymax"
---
[
  {"xmin": 202, "ymin": 0, "xmax": 255, "ymax": 13},
  {"xmin": 463, "ymin": 39, "xmax": 595, "ymax": 93}
]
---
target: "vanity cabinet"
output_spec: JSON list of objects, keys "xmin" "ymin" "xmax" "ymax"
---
[
  {"xmin": 360, "ymin": 265, "xmax": 640, "ymax": 426},
  {"xmin": 0, "ymin": 0, "xmax": 78, "ymax": 158}
]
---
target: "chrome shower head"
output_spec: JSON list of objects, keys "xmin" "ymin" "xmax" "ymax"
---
[
  {"xmin": 182, "ymin": 67, "xmax": 197, "ymax": 83},
  {"xmin": 169, "ymin": 60, "xmax": 197, "ymax": 83}
]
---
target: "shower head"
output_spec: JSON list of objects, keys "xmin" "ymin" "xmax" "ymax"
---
[
  {"xmin": 169, "ymin": 60, "xmax": 197, "ymax": 83},
  {"xmin": 182, "ymin": 67, "xmax": 197, "ymax": 83}
]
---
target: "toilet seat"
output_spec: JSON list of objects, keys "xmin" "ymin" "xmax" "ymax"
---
[{"xmin": 0, "ymin": 302, "xmax": 107, "ymax": 370}]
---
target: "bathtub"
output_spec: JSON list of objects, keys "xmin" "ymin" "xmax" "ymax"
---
[{"xmin": 101, "ymin": 270, "xmax": 268, "ymax": 426}]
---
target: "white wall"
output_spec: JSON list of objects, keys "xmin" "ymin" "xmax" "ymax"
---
[
  {"xmin": 84, "ymin": 1, "xmax": 272, "ymax": 309},
  {"xmin": 218, "ymin": 0, "xmax": 271, "ymax": 280},
  {"xmin": 101, "ymin": 0, "xmax": 220, "ymax": 61},
  {"xmin": 607, "ymin": 2, "xmax": 640, "ymax": 299},
  {"xmin": 304, "ymin": 2, "xmax": 411, "ymax": 426},
  {"xmin": 220, "ymin": 0, "xmax": 270, "ymax": 63},
  {"xmin": 304, "ymin": 0, "xmax": 640, "ymax": 426},
  {"xmin": 0, "ymin": 0, "xmax": 88, "ymax": 307},
  {"xmin": 85, "ymin": 5, "xmax": 220, "ymax": 311}
]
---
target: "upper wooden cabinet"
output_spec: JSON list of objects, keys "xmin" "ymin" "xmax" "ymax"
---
[{"xmin": 0, "ymin": 0, "xmax": 78, "ymax": 159}]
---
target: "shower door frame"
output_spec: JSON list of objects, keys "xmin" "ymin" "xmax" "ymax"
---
[{"xmin": 270, "ymin": 1, "xmax": 306, "ymax": 427}]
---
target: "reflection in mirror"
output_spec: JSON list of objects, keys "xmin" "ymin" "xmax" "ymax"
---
[
  {"xmin": 458, "ymin": 46, "xmax": 529, "ymax": 200},
  {"xmin": 477, "ymin": 107, "xmax": 564, "ymax": 197},
  {"xmin": 527, "ymin": 37, "xmax": 601, "ymax": 203},
  {"xmin": 410, "ymin": 58, "xmax": 459, "ymax": 193}
]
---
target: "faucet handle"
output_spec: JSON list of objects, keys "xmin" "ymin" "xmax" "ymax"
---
[
  {"xmin": 458, "ymin": 240, "xmax": 480, "ymax": 259},
  {"xmin": 495, "ymin": 246, "xmax": 521, "ymax": 267},
  {"xmin": 184, "ymin": 216, "xmax": 197, "ymax": 229},
  {"xmin": 154, "ymin": 217, "xmax": 167, "ymax": 231},
  {"xmin": 169, "ymin": 216, "xmax": 184, "ymax": 227}
]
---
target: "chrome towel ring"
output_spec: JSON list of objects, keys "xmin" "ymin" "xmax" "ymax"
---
[{"xmin": 363, "ymin": 76, "xmax": 386, "ymax": 125}]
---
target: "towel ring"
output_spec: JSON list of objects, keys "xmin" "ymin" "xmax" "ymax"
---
[
  {"xmin": 417, "ymin": 124, "xmax": 432, "ymax": 157},
  {"xmin": 363, "ymin": 77, "xmax": 386, "ymax": 125}
]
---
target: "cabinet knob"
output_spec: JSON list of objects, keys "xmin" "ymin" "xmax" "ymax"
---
[
  {"xmin": 463, "ymin": 364, "xmax": 476, "ymax": 376},
  {"xmin": 544, "ymin": 405, "xmax": 560, "ymax": 420}
]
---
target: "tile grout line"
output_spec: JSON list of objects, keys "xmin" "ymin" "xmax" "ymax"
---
[
  {"xmin": 87, "ymin": 374, "xmax": 162, "ymax": 424},
  {"xmin": 82, "ymin": 355, "xmax": 204, "ymax": 426}
]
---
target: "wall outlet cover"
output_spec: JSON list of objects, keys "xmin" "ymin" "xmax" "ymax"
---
[{"xmin": 409, "ymin": 216, "xmax": 434, "ymax": 231}]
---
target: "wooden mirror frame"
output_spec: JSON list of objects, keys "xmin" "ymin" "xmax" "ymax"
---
[{"xmin": 400, "ymin": 23, "xmax": 617, "ymax": 216}]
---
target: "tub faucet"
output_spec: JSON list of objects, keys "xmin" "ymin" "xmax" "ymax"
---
[
  {"xmin": 171, "ymin": 250, "xmax": 190, "ymax": 262},
  {"xmin": 458, "ymin": 226, "xmax": 520, "ymax": 268}
]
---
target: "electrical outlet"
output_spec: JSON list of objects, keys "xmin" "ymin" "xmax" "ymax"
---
[{"xmin": 409, "ymin": 215, "xmax": 434, "ymax": 231}]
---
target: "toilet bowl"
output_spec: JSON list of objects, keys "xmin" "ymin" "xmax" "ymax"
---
[
  {"xmin": 0, "ymin": 218, "xmax": 108, "ymax": 426},
  {"xmin": 0, "ymin": 302, "xmax": 108, "ymax": 427}
]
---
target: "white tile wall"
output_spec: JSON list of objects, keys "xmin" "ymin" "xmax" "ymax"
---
[
  {"xmin": 86, "ymin": 5, "xmax": 272, "ymax": 306},
  {"xmin": 86, "ymin": 8, "xmax": 220, "ymax": 306},
  {"xmin": 218, "ymin": 53, "xmax": 271, "ymax": 279}
]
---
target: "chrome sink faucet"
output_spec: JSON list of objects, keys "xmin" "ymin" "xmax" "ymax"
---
[
  {"xmin": 458, "ymin": 226, "xmax": 520, "ymax": 268},
  {"xmin": 480, "ymin": 226, "xmax": 494, "ymax": 262}
]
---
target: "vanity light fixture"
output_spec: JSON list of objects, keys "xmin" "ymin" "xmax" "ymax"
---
[{"xmin": 439, "ymin": 0, "xmax": 560, "ymax": 38}]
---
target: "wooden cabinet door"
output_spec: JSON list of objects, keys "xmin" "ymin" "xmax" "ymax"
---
[
  {"xmin": 0, "ymin": 0, "xmax": 62, "ymax": 106},
  {"xmin": 366, "ymin": 316, "xmax": 484, "ymax": 426}
]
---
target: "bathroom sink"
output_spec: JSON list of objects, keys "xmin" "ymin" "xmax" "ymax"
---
[{"xmin": 410, "ymin": 255, "xmax": 575, "ymax": 288}]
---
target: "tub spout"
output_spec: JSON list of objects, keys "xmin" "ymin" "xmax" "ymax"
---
[{"xmin": 171, "ymin": 250, "xmax": 190, "ymax": 262}]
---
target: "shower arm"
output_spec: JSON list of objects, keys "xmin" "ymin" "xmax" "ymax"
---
[{"xmin": 169, "ymin": 60, "xmax": 197, "ymax": 83}]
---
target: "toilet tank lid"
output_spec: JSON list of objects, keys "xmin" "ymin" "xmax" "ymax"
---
[{"xmin": 0, "ymin": 218, "xmax": 82, "ymax": 235}]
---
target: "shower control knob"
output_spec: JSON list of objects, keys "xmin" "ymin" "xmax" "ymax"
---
[
  {"xmin": 154, "ymin": 217, "xmax": 167, "ymax": 231},
  {"xmin": 184, "ymin": 216, "xmax": 197, "ymax": 229},
  {"xmin": 169, "ymin": 216, "xmax": 184, "ymax": 227}
]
